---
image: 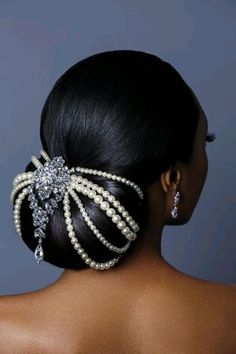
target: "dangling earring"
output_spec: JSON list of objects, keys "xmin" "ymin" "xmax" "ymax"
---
[{"xmin": 171, "ymin": 191, "xmax": 180, "ymax": 219}]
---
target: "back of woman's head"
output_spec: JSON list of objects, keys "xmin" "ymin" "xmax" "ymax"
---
[{"xmin": 17, "ymin": 49, "xmax": 200, "ymax": 269}]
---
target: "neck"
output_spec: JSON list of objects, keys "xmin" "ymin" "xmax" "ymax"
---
[{"xmin": 55, "ymin": 220, "xmax": 166, "ymax": 286}]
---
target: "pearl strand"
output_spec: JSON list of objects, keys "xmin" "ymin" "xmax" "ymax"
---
[
  {"xmin": 13, "ymin": 187, "xmax": 29, "ymax": 237},
  {"xmin": 70, "ymin": 175, "xmax": 138, "ymax": 240},
  {"xmin": 40, "ymin": 149, "xmax": 50, "ymax": 161},
  {"xmin": 63, "ymin": 190, "xmax": 121, "ymax": 270},
  {"xmin": 39, "ymin": 149, "xmax": 143, "ymax": 200},
  {"xmin": 10, "ymin": 178, "xmax": 33, "ymax": 204},
  {"xmin": 74, "ymin": 174, "xmax": 139, "ymax": 233},
  {"xmin": 67, "ymin": 184, "xmax": 131, "ymax": 254},
  {"xmin": 31, "ymin": 155, "xmax": 43, "ymax": 169},
  {"xmin": 70, "ymin": 166, "xmax": 143, "ymax": 200},
  {"xmin": 13, "ymin": 172, "xmax": 33, "ymax": 187}
]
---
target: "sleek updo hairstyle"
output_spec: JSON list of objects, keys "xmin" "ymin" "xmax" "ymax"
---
[{"xmin": 17, "ymin": 50, "xmax": 200, "ymax": 270}]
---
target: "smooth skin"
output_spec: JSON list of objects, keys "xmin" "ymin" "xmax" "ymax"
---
[{"xmin": 0, "ymin": 93, "xmax": 236, "ymax": 353}]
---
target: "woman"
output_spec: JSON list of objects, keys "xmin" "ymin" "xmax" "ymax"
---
[{"xmin": 1, "ymin": 50, "xmax": 236, "ymax": 353}]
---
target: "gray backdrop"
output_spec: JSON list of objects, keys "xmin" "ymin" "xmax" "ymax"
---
[{"xmin": 1, "ymin": 0, "xmax": 235, "ymax": 295}]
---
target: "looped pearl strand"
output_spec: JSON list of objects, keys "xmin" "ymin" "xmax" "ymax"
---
[
  {"xmin": 63, "ymin": 190, "xmax": 122, "ymax": 270},
  {"xmin": 71, "ymin": 166, "xmax": 143, "ymax": 200},
  {"xmin": 67, "ymin": 181, "xmax": 131, "ymax": 254},
  {"xmin": 10, "ymin": 149, "xmax": 143, "ymax": 270}
]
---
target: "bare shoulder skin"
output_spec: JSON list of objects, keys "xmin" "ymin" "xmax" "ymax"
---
[
  {"xmin": 3, "ymin": 83, "xmax": 235, "ymax": 353},
  {"xmin": 0, "ymin": 261, "xmax": 236, "ymax": 354}
]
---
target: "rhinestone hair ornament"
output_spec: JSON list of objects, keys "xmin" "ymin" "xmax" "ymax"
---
[{"xmin": 10, "ymin": 150, "xmax": 143, "ymax": 271}]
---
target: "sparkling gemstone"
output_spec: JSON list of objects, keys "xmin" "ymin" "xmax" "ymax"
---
[
  {"xmin": 28, "ymin": 192, "xmax": 36, "ymax": 201},
  {"xmin": 174, "ymin": 192, "xmax": 180, "ymax": 203},
  {"xmin": 27, "ymin": 186, "xmax": 34, "ymax": 194},
  {"xmin": 32, "ymin": 206, "xmax": 49, "ymax": 227},
  {"xmin": 44, "ymin": 202, "xmax": 54, "ymax": 215},
  {"xmin": 34, "ymin": 244, "xmax": 44, "ymax": 263},
  {"xmin": 32, "ymin": 156, "xmax": 70, "ymax": 201},
  {"xmin": 50, "ymin": 198, "xmax": 58, "ymax": 208},
  {"xmin": 34, "ymin": 228, "xmax": 45, "ymax": 238},
  {"xmin": 171, "ymin": 206, "xmax": 178, "ymax": 218},
  {"xmin": 29, "ymin": 200, "xmax": 38, "ymax": 209},
  {"xmin": 55, "ymin": 193, "xmax": 63, "ymax": 202}
]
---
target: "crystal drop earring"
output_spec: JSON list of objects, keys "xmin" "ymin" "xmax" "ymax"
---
[{"xmin": 171, "ymin": 191, "xmax": 180, "ymax": 219}]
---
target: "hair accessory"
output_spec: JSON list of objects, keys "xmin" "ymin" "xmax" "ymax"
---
[
  {"xmin": 171, "ymin": 191, "xmax": 180, "ymax": 219},
  {"xmin": 10, "ymin": 150, "xmax": 143, "ymax": 271}
]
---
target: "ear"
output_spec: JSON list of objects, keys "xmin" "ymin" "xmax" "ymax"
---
[{"xmin": 160, "ymin": 164, "xmax": 181, "ymax": 194}]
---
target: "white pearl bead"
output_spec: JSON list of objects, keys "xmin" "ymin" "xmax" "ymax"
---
[
  {"xmin": 117, "ymin": 221, "xmax": 126, "ymax": 230},
  {"xmin": 112, "ymin": 214, "xmax": 121, "ymax": 223},
  {"xmin": 71, "ymin": 237, "xmax": 77, "ymax": 244},
  {"xmin": 74, "ymin": 243, "xmax": 80, "ymax": 250},
  {"xmin": 82, "ymin": 187, "xmax": 88, "ymax": 194},
  {"xmin": 118, "ymin": 206, "xmax": 124, "ymax": 213},
  {"xmin": 108, "ymin": 195, "xmax": 115, "ymax": 203},
  {"xmin": 65, "ymin": 216, "xmax": 72, "ymax": 223},
  {"xmin": 126, "ymin": 232, "xmax": 134, "ymax": 240},
  {"xmin": 66, "ymin": 224, "xmax": 73, "ymax": 231},
  {"xmin": 121, "ymin": 227, "xmax": 130, "ymax": 235},
  {"xmin": 106, "ymin": 208, "xmax": 115, "ymax": 217},
  {"xmin": 113, "ymin": 201, "xmax": 120, "ymax": 207},
  {"xmin": 76, "ymin": 185, "xmax": 83, "ymax": 192},
  {"xmin": 88, "ymin": 190, "xmax": 96, "ymax": 198},
  {"xmin": 68, "ymin": 230, "xmax": 75, "ymax": 237},
  {"xmin": 94, "ymin": 195, "xmax": 103, "ymax": 203},
  {"xmin": 100, "ymin": 201, "xmax": 109, "ymax": 210}
]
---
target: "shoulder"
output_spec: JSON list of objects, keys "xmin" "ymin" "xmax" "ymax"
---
[
  {"xmin": 0, "ymin": 277, "xmax": 235, "ymax": 354},
  {"xmin": 0, "ymin": 294, "xmax": 32, "ymax": 353},
  {"xmin": 131, "ymin": 273, "xmax": 236, "ymax": 353},
  {"xmin": 0, "ymin": 293, "xmax": 54, "ymax": 354}
]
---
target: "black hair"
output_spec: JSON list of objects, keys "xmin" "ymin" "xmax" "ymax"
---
[{"xmin": 15, "ymin": 50, "xmax": 200, "ymax": 270}]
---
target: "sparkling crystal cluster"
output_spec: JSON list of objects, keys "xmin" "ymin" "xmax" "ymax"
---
[
  {"xmin": 11, "ymin": 150, "xmax": 143, "ymax": 270},
  {"xmin": 27, "ymin": 156, "xmax": 71, "ymax": 263}
]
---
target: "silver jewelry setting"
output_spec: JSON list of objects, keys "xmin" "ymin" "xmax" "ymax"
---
[
  {"xmin": 10, "ymin": 150, "xmax": 143, "ymax": 270},
  {"xmin": 171, "ymin": 191, "xmax": 180, "ymax": 219}
]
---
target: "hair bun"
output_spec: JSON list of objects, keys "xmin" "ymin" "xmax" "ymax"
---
[{"xmin": 11, "ymin": 151, "xmax": 145, "ymax": 270}]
